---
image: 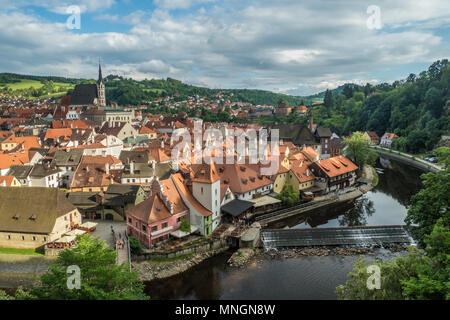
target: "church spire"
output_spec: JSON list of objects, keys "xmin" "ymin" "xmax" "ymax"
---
[{"xmin": 98, "ymin": 59, "xmax": 103, "ymax": 84}]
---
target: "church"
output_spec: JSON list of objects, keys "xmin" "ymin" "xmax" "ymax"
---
[{"xmin": 69, "ymin": 63, "xmax": 106, "ymax": 108}]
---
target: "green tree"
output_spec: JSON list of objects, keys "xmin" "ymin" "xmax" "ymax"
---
[
  {"xmin": 343, "ymin": 131, "xmax": 378, "ymax": 168},
  {"xmin": 402, "ymin": 218, "xmax": 450, "ymax": 300},
  {"xmin": 129, "ymin": 236, "xmax": 143, "ymax": 255},
  {"xmin": 405, "ymin": 149, "xmax": 450, "ymax": 246},
  {"xmin": 180, "ymin": 217, "xmax": 191, "ymax": 233},
  {"xmin": 336, "ymin": 248, "xmax": 424, "ymax": 300},
  {"xmin": 336, "ymin": 219, "xmax": 449, "ymax": 300},
  {"xmin": 29, "ymin": 234, "xmax": 146, "ymax": 300},
  {"xmin": 276, "ymin": 184, "xmax": 299, "ymax": 206},
  {"xmin": 323, "ymin": 89, "xmax": 333, "ymax": 116}
]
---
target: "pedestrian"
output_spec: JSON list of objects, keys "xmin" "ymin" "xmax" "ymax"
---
[
  {"xmin": 116, "ymin": 241, "xmax": 120, "ymax": 250},
  {"xmin": 119, "ymin": 232, "xmax": 121, "ymax": 239},
  {"xmin": 122, "ymin": 241, "xmax": 125, "ymax": 249}
]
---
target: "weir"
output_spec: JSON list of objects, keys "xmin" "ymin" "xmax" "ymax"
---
[{"xmin": 261, "ymin": 225, "xmax": 414, "ymax": 248}]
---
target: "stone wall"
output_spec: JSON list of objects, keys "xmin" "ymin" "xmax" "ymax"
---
[{"xmin": 133, "ymin": 238, "xmax": 229, "ymax": 261}]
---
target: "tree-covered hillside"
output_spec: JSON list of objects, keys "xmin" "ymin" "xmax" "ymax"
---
[
  {"xmin": 310, "ymin": 60, "xmax": 450, "ymax": 153},
  {"xmin": 104, "ymin": 76, "xmax": 309, "ymax": 106}
]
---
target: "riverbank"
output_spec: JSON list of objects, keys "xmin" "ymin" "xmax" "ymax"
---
[
  {"xmin": 0, "ymin": 253, "xmax": 54, "ymax": 288},
  {"xmin": 372, "ymin": 146, "xmax": 442, "ymax": 173},
  {"xmin": 133, "ymin": 247, "xmax": 229, "ymax": 282},
  {"xmin": 227, "ymin": 244, "xmax": 408, "ymax": 268}
]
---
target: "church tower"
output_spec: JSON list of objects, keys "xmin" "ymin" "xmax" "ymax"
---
[{"xmin": 97, "ymin": 62, "xmax": 106, "ymax": 107}]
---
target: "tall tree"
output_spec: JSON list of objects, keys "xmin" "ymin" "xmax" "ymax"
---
[
  {"xmin": 324, "ymin": 89, "xmax": 333, "ymax": 116},
  {"xmin": 29, "ymin": 234, "xmax": 147, "ymax": 300},
  {"xmin": 343, "ymin": 132, "xmax": 378, "ymax": 168},
  {"xmin": 405, "ymin": 147, "xmax": 450, "ymax": 246}
]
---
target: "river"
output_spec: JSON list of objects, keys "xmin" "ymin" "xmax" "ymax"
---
[{"xmin": 144, "ymin": 158, "xmax": 424, "ymax": 300}]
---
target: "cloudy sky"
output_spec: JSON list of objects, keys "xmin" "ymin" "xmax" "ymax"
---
[{"xmin": 0, "ymin": 0, "xmax": 449, "ymax": 95}]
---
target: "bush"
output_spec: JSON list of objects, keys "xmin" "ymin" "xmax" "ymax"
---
[
  {"xmin": 180, "ymin": 217, "xmax": 191, "ymax": 233},
  {"xmin": 128, "ymin": 236, "xmax": 143, "ymax": 255}
]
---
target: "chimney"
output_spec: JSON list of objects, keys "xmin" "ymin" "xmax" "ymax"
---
[
  {"xmin": 105, "ymin": 162, "xmax": 110, "ymax": 174},
  {"xmin": 151, "ymin": 160, "xmax": 156, "ymax": 169},
  {"xmin": 130, "ymin": 161, "xmax": 135, "ymax": 174}
]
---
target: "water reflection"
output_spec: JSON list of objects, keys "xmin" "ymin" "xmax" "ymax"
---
[
  {"xmin": 375, "ymin": 157, "xmax": 423, "ymax": 208},
  {"xmin": 269, "ymin": 158, "xmax": 423, "ymax": 229},
  {"xmin": 338, "ymin": 196, "xmax": 375, "ymax": 226}
]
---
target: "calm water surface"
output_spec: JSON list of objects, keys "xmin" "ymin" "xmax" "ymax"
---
[{"xmin": 145, "ymin": 158, "xmax": 423, "ymax": 300}]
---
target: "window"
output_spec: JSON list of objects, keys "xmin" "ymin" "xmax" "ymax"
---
[
  {"xmin": 142, "ymin": 225, "xmax": 146, "ymax": 231},
  {"xmin": 177, "ymin": 217, "xmax": 181, "ymax": 223},
  {"xmin": 135, "ymin": 222, "xmax": 138, "ymax": 227},
  {"xmin": 162, "ymin": 222, "xmax": 168, "ymax": 229},
  {"xmin": 152, "ymin": 226, "xmax": 157, "ymax": 232},
  {"xmin": 128, "ymin": 218, "xmax": 132, "ymax": 223},
  {"xmin": 33, "ymin": 236, "xmax": 36, "ymax": 241},
  {"xmin": 7, "ymin": 235, "xmax": 10, "ymax": 240},
  {"xmin": 22, "ymin": 236, "xmax": 25, "ymax": 241},
  {"xmin": 43, "ymin": 237, "xmax": 47, "ymax": 242},
  {"xmin": 201, "ymin": 187, "xmax": 204, "ymax": 194}
]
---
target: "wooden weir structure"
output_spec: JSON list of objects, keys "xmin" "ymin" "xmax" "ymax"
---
[{"xmin": 261, "ymin": 225, "xmax": 414, "ymax": 248}]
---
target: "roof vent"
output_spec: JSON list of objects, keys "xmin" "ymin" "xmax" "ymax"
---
[
  {"xmin": 12, "ymin": 214, "xmax": 19, "ymax": 220},
  {"xmin": 29, "ymin": 214, "xmax": 37, "ymax": 221}
]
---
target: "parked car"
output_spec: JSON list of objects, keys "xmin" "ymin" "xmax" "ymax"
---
[{"xmin": 425, "ymin": 157, "xmax": 438, "ymax": 163}]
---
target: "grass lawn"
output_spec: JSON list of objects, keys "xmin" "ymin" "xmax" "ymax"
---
[
  {"xmin": 4, "ymin": 79, "xmax": 44, "ymax": 90},
  {"xmin": 0, "ymin": 247, "xmax": 44, "ymax": 256}
]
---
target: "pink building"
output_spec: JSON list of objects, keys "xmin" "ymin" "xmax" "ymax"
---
[{"xmin": 126, "ymin": 178, "xmax": 189, "ymax": 248}]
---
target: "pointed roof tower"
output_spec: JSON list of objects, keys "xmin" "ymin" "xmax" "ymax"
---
[
  {"xmin": 192, "ymin": 160, "xmax": 220, "ymax": 184},
  {"xmin": 98, "ymin": 60, "xmax": 103, "ymax": 84}
]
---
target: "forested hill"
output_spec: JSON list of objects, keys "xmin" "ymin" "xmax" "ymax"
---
[
  {"xmin": 0, "ymin": 72, "xmax": 314, "ymax": 106},
  {"xmin": 102, "ymin": 76, "xmax": 313, "ymax": 106},
  {"xmin": 310, "ymin": 59, "xmax": 450, "ymax": 153}
]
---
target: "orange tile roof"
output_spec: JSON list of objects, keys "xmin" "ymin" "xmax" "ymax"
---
[
  {"xmin": 171, "ymin": 173, "xmax": 212, "ymax": 217},
  {"xmin": 160, "ymin": 176, "xmax": 188, "ymax": 214},
  {"xmin": 0, "ymin": 175, "xmax": 17, "ymax": 186},
  {"xmin": 139, "ymin": 126, "xmax": 157, "ymax": 134},
  {"xmin": 81, "ymin": 155, "xmax": 122, "ymax": 166},
  {"xmin": 127, "ymin": 193, "xmax": 172, "ymax": 224},
  {"xmin": 215, "ymin": 163, "xmax": 273, "ymax": 195},
  {"xmin": 44, "ymin": 128, "xmax": 72, "ymax": 141},
  {"xmin": 290, "ymin": 159, "xmax": 315, "ymax": 183},
  {"xmin": 15, "ymin": 136, "xmax": 40, "ymax": 150},
  {"xmin": 191, "ymin": 161, "xmax": 220, "ymax": 184},
  {"xmin": 314, "ymin": 156, "xmax": 358, "ymax": 178},
  {"xmin": 0, "ymin": 153, "xmax": 26, "ymax": 170}
]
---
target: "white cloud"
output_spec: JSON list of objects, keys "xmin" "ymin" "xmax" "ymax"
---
[{"xmin": 0, "ymin": 0, "xmax": 449, "ymax": 95}]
